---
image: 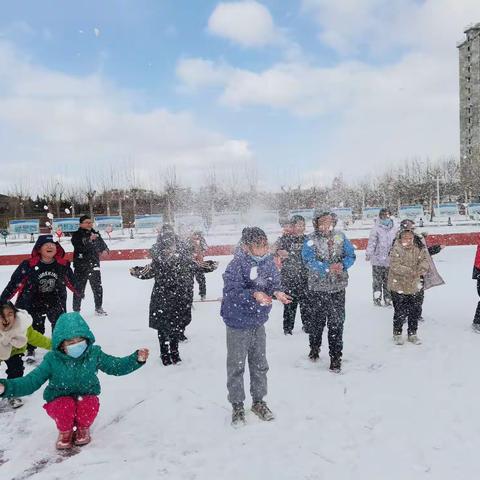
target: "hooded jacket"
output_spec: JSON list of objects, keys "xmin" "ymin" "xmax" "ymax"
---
[
  {"xmin": 0, "ymin": 312, "xmax": 144, "ymax": 402},
  {"xmin": 365, "ymin": 219, "xmax": 398, "ymax": 267},
  {"xmin": 302, "ymin": 230, "xmax": 356, "ymax": 293},
  {"xmin": 0, "ymin": 242, "xmax": 80, "ymax": 311},
  {"xmin": 221, "ymin": 248, "xmax": 282, "ymax": 329},
  {"xmin": 387, "ymin": 240, "xmax": 430, "ymax": 295},
  {"xmin": 0, "ymin": 309, "xmax": 51, "ymax": 360}
]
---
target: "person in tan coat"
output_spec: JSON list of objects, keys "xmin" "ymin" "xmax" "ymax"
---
[{"xmin": 387, "ymin": 229, "xmax": 430, "ymax": 345}]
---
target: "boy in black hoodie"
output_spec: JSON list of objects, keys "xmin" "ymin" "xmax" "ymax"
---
[{"xmin": 0, "ymin": 235, "xmax": 80, "ymax": 362}]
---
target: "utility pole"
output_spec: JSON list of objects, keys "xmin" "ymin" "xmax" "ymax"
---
[{"xmin": 436, "ymin": 176, "xmax": 440, "ymax": 210}]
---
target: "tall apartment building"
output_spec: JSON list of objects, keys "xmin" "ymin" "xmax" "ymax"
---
[{"xmin": 458, "ymin": 23, "xmax": 480, "ymax": 198}]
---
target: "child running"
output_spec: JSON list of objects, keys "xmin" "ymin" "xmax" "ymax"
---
[{"xmin": 0, "ymin": 312, "xmax": 149, "ymax": 449}]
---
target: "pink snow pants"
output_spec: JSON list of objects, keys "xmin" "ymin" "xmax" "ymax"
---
[{"xmin": 43, "ymin": 395, "xmax": 100, "ymax": 431}]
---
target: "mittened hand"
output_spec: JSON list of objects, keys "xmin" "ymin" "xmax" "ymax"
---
[{"xmin": 137, "ymin": 348, "xmax": 149, "ymax": 363}]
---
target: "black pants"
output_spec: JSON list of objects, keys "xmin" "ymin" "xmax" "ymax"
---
[
  {"xmin": 4, "ymin": 354, "xmax": 24, "ymax": 379},
  {"xmin": 305, "ymin": 290, "xmax": 346, "ymax": 360},
  {"xmin": 73, "ymin": 267, "xmax": 103, "ymax": 311},
  {"xmin": 158, "ymin": 331, "xmax": 179, "ymax": 356},
  {"xmin": 372, "ymin": 266, "xmax": 391, "ymax": 303},
  {"xmin": 474, "ymin": 280, "xmax": 480, "ymax": 325},
  {"xmin": 195, "ymin": 271, "xmax": 206, "ymax": 297},
  {"xmin": 391, "ymin": 291, "xmax": 422, "ymax": 335},
  {"xmin": 283, "ymin": 287, "xmax": 308, "ymax": 333},
  {"xmin": 28, "ymin": 303, "xmax": 65, "ymax": 354}
]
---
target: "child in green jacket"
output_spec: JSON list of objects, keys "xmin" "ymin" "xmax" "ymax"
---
[
  {"xmin": 0, "ymin": 302, "xmax": 51, "ymax": 409},
  {"xmin": 0, "ymin": 312, "xmax": 149, "ymax": 450}
]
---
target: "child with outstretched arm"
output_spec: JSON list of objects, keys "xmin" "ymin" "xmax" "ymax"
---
[{"xmin": 0, "ymin": 312, "xmax": 149, "ymax": 450}]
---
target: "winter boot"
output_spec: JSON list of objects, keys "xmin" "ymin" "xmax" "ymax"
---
[
  {"xmin": 159, "ymin": 338, "xmax": 171, "ymax": 366},
  {"xmin": 284, "ymin": 329, "xmax": 293, "ymax": 335},
  {"xmin": 74, "ymin": 427, "xmax": 91, "ymax": 446},
  {"xmin": 56, "ymin": 430, "xmax": 74, "ymax": 450},
  {"xmin": 200, "ymin": 294, "xmax": 206, "ymax": 302},
  {"xmin": 8, "ymin": 398, "xmax": 24, "ymax": 409},
  {"xmin": 373, "ymin": 299, "xmax": 382, "ymax": 307},
  {"xmin": 95, "ymin": 307, "xmax": 108, "ymax": 316},
  {"xmin": 308, "ymin": 346, "xmax": 320, "ymax": 361},
  {"xmin": 329, "ymin": 357, "xmax": 342, "ymax": 373},
  {"xmin": 393, "ymin": 334, "xmax": 404, "ymax": 345},
  {"xmin": 473, "ymin": 323, "xmax": 480, "ymax": 334},
  {"xmin": 231, "ymin": 403, "xmax": 246, "ymax": 426},
  {"xmin": 161, "ymin": 354, "xmax": 172, "ymax": 366},
  {"xmin": 170, "ymin": 351, "xmax": 182, "ymax": 364},
  {"xmin": 251, "ymin": 401, "xmax": 275, "ymax": 421},
  {"xmin": 407, "ymin": 334, "xmax": 422, "ymax": 345},
  {"xmin": 170, "ymin": 339, "xmax": 181, "ymax": 364}
]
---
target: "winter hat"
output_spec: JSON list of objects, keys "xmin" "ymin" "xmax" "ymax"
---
[
  {"xmin": 379, "ymin": 208, "xmax": 391, "ymax": 217},
  {"xmin": 312, "ymin": 208, "xmax": 332, "ymax": 223},
  {"xmin": 33, "ymin": 235, "xmax": 56, "ymax": 250},
  {"xmin": 399, "ymin": 219, "xmax": 415, "ymax": 231},
  {"xmin": 290, "ymin": 215, "xmax": 305, "ymax": 224},
  {"xmin": 79, "ymin": 215, "xmax": 92, "ymax": 224},
  {"xmin": 156, "ymin": 230, "xmax": 176, "ymax": 250},
  {"xmin": 241, "ymin": 227, "xmax": 268, "ymax": 245}
]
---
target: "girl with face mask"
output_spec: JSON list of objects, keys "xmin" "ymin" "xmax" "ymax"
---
[{"xmin": 0, "ymin": 312, "xmax": 149, "ymax": 450}]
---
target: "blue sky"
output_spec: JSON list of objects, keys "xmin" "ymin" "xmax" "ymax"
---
[{"xmin": 0, "ymin": 0, "xmax": 479, "ymax": 193}]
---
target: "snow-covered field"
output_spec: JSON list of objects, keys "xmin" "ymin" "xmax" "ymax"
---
[{"xmin": 1, "ymin": 246, "xmax": 480, "ymax": 479}]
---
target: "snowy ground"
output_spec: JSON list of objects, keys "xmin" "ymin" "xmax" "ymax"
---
[{"xmin": 1, "ymin": 246, "xmax": 480, "ymax": 479}]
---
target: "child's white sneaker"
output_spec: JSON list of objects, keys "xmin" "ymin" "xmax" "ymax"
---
[
  {"xmin": 407, "ymin": 334, "xmax": 422, "ymax": 345},
  {"xmin": 393, "ymin": 334, "xmax": 404, "ymax": 345},
  {"xmin": 251, "ymin": 401, "xmax": 275, "ymax": 421}
]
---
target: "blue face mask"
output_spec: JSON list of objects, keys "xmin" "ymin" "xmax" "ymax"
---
[
  {"xmin": 251, "ymin": 254, "xmax": 268, "ymax": 263},
  {"xmin": 380, "ymin": 218, "xmax": 393, "ymax": 227},
  {"xmin": 65, "ymin": 340, "xmax": 88, "ymax": 358}
]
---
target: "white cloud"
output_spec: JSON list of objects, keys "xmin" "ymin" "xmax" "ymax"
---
[
  {"xmin": 301, "ymin": 0, "xmax": 480, "ymax": 57},
  {"xmin": 0, "ymin": 41, "xmax": 254, "ymax": 194},
  {"xmin": 178, "ymin": 0, "xmax": 480, "ymax": 180},
  {"xmin": 207, "ymin": 1, "xmax": 279, "ymax": 47}
]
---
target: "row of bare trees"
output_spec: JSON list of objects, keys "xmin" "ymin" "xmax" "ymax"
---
[{"xmin": 1, "ymin": 156, "xmax": 471, "ymax": 227}]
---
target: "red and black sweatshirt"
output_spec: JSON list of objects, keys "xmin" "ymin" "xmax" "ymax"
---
[{"xmin": 0, "ymin": 242, "xmax": 81, "ymax": 311}]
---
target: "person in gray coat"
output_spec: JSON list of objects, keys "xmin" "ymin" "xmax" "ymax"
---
[{"xmin": 302, "ymin": 209, "xmax": 356, "ymax": 372}]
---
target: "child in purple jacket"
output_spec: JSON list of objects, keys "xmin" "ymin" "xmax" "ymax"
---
[
  {"xmin": 221, "ymin": 227, "xmax": 291, "ymax": 426},
  {"xmin": 365, "ymin": 208, "xmax": 398, "ymax": 306}
]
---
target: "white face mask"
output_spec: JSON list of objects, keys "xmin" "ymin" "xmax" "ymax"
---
[{"xmin": 65, "ymin": 340, "xmax": 88, "ymax": 358}]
